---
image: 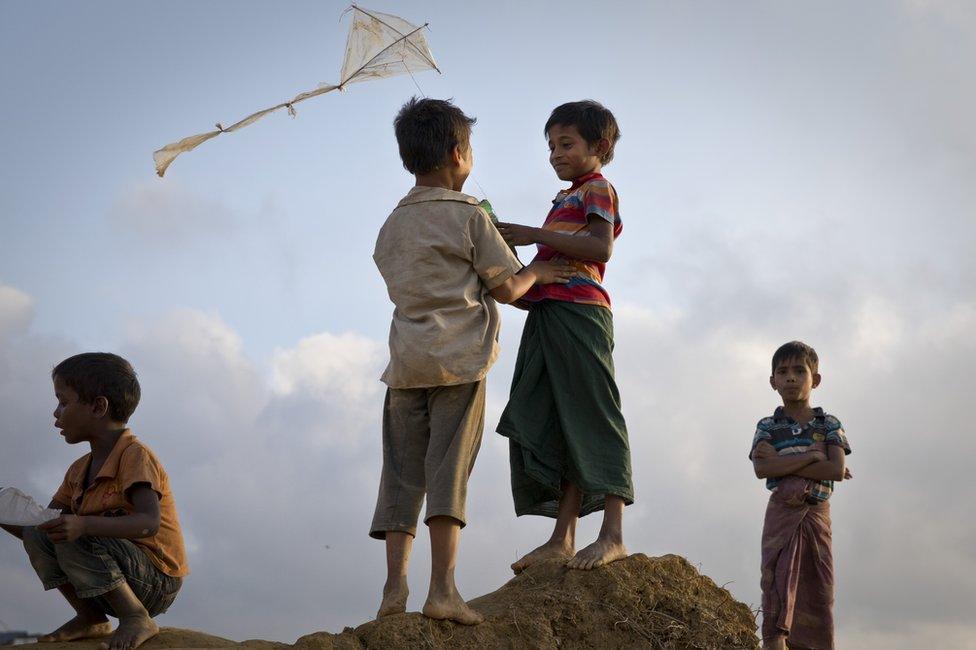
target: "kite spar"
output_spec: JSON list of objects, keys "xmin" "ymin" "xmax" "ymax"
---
[{"xmin": 153, "ymin": 5, "xmax": 439, "ymax": 177}]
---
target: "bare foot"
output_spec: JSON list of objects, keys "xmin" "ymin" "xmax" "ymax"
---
[
  {"xmin": 511, "ymin": 540, "xmax": 574, "ymax": 574},
  {"xmin": 377, "ymin": 576, "xmax": 409, "ymax": 618},
  {"xmin": 422, "ymin": 587, "xmax": 484, "ymax": 625},
  {"xmin": 567, "ymin": 537, "xmax": 628, "ymax": 570},
  {"xmin": 39, "ymin": 614, "xmax": 113, "ymax": 643},
  {"xmin": 98, "ymin": 614, "xmax": 159, "ymax": 650}
]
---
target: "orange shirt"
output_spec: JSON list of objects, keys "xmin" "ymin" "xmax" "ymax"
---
[{"xmin": 53, "ymin": 430, "xmax": 188, "ymax": 578}]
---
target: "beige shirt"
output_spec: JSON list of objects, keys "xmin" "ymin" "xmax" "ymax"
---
[{"xmin": 374, "ymin": 186, "xmax": 523, "ymax": 388}]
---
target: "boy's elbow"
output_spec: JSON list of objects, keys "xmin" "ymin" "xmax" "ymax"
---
[
  {"xmin": 490, "ymin": 286, "xmax": 516, "ymax": 304},
  {"xmin": 591, "ymin": 247, "xmax": 612, "ymax": 264},
  {"xmin": 489, "ymin": 278, "xmax": 521, "ymax": 304},
  {"xmin": 140, "ymin": 514, "xmax": 161, "ymax": 537}
]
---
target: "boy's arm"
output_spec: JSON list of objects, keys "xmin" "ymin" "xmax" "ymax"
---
[
  {"xmin": 0, "ymin": 499, "xmax": 68, "ymax": 540},
  {"xmin": 791, "ymin": 445, "xmax": 847, "ymax": 481},
  {"xmin": 489, "ymin": 260, "xmax": 576, "ymax": 304},
  {"xmin": 751, "ymin": 441, "xmax": 825, "ymax": 479},
  {"xmin": 498, "ymin": 216, "xmax": 615, "ymax": 263},
  {"xmin": 37, "ymin": 484, "xmax": 161, "ymax": 543}
]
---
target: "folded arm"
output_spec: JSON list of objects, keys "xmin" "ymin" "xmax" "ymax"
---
[
  {"xmin": 751, "ymin": 441, "xmax": 824, "ymax": 479},
  {"xmin": 37, "ymin": 484, "xmax": 161, "ymax": 543},
  {"xmin": 792, "ymin": 445, "xmax": 847, "ymax": 481}
]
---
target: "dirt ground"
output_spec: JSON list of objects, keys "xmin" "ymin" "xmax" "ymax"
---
[{"xmin": 25, "ymin": 553, "xmax": 759, "ymax": 649}]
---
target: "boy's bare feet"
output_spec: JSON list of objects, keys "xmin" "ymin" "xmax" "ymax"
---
[
  {"xmin": 567, "ymin": 537, "xmax": 628, "ymax": 570},
  {"xmin": 98, "ymin": 613, "xmax": 158, "ymax": 650},
  {"xmin": 511, "ymin": 539, "xmax": 574, "ymax": 574},
  {"xmin": 38, "ymin": 614, "xmax": 113, "ymax": 643},
  {"xmin": 422, "ymin": 586, "xmax": 484, "ymax": 625},
  {"xmin": 377, "ymin": 575, "xmax": 409, "ymax": 618}
]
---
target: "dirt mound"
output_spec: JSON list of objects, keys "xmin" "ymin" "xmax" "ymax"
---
[{"xmin": 24, "ymin": 553, "xmax": 759, "ymax": 649}]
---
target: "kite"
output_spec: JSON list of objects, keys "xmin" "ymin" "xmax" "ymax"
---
[
  {"xmin": 0, "ymin": 487, "xmax": 61, "ymax": 526},
  {"xmin": 153, "ymin": 5, "xmax": 439, "ymax": 177}
]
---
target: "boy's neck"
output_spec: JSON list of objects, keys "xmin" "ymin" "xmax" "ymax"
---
[
  {"xmin": 87, "ymin": 425, "xmax": 128, "ymax": 459},
  {"xmin": 572, "ymin": 164, "xmax": 602, "ymax": 183},
  {"xmin": 780, "ymin": 401, "xmax": 815, "ymax": 423},
  {"xmin": 414, "ymin": 168, "xmax": 465, "ymax": 193}
]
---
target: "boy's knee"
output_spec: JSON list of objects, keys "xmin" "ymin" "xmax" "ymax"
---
[{"xmin": 22, "ymin": 526, "xmax": 55, "ymax": 558}]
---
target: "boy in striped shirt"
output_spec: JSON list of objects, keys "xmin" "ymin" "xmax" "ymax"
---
[
  {"xmin": 750, "ymin": 341, "xmax": 853, "ymax": 650},
  {"xmin": 496, "ymin": 100, "xmax": 634, "ymax": 573}
]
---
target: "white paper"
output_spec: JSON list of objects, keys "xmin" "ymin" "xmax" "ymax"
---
[{"xmin": 0, "ymin": 487, "xmax": 61, "ymax": 526}]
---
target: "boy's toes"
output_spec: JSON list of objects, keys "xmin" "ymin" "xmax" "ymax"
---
[
  {"xmin": 103, "ymin": 615, "xmax": 158, "ymax": 650},
  {"xmin": 569, "ymin": 539, "xmax": 628, "ymax": 571}
]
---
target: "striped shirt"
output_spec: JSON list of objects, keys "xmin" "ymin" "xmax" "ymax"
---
[
  {"xmin": 520, "ymin": 172, "xmax": 621, "ymax": 309},
  {"xmin": 749, "ymin": 407, "xmax": 851, "ymax": 503}
]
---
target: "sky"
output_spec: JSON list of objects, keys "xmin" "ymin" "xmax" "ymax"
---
[{"xmin": 1, "ymin": 1, "xmax": 974, "ymax": 647}]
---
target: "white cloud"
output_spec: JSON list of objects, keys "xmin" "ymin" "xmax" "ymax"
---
[
  {"xmin": 270, "ymin": 331, "xmax": 385, "ymax": 402},
  {"xmin": 0, "ymin": 284, "xmax": 33, "ymax": 339}
]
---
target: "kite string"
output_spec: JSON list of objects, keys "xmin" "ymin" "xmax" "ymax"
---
[{"xmin": 402, "ymin": 60, "xmax": 426, "ymax": 98}]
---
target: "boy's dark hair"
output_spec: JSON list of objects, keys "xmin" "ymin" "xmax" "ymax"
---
[
  {"xmin": 52, "ymin": 352, "xmax": 141, "ymax": 422},
  {"xmin": 544, "ymin": 100, "xmax": 621, "ymax": 165},
  {"xmin": 394, "ymin": 97, "xmax": 476, "ymax": 175},
  {"xmin": 771, "ymin": 341, "xmax": 819, "ymax": 374}
]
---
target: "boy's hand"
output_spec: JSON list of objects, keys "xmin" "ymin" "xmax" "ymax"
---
[
  {"xmin": 497, "ymin": 223, "xmax": 538, "ymax": 246},
  {"xmin": 529, "ymin": 260, "xmax": 576, "ymax": 284},
  {"xmin": 807, "ymin": 449, "xmax": 827, "ymax": 462},
  {"xmin": 844, "ymin": 467, "xmax": 854, "ymax": 480},
  {"xmin": 752, "ymin": 441, "xmax": 777, "ymax": 459},
  {"xmin": 38, "ymin": 515, "xmax": 86, "ymax": 543}
]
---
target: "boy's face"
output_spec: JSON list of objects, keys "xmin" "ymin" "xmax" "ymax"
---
[
  {"xmin": 769, "ymin": 357, "xmax": 821, "ymax": 404},
  {"xmin": 53, "ymin": 376, "xmax": 101, "ymax": 444},
  {"xmin": 547, "ymin": 124, "xmax": 604, "ymax": 181}
]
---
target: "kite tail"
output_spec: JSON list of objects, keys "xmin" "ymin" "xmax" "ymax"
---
[{"xmin": 153, "ymin": 84, "xmax": 338, "ymax": 177}]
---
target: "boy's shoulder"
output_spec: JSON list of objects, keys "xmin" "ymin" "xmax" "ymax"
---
[
  {"xmin": 379, "ymin": 187, "xmax": 487, "ymax": 246},
  {"xmin": 566, "ymin": 173, "xmax": 616, "ymax": 197},
  {"xmin": 822, "ymin": 413, "xmax": 843, "ymax": 430}
]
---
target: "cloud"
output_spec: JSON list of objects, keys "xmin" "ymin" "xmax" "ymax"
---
[
  {"xmin": 0, "ymin": 284, "xmax": 33, "ymax": 339},
  {"xmin": 2, "ymin": 265, "xmax": 976, "ymax": 648}
]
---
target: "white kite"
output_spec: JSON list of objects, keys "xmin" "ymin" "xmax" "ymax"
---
[
  {"xmin": 153, "ymin": 5, "xmax": 439, "ymax": 177},
  {"xmin": 0, "ymin": 487, "xmax": 61, "ymax": 526}
]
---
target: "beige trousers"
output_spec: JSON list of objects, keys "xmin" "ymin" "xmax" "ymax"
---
[{"xmin": 369, "ymin": 380, "xmax": 485, "ymax": 539}]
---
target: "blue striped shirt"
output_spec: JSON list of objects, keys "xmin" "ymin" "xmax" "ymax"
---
[{"xmin": 749, "ymin": 407, "xmax": 851, "ymax": 503}]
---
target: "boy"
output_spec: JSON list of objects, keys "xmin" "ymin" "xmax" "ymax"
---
[
  {"xmin": 495, "ymin": 100, "xmax": 633, "ymax": 573},
  {"xmin": 0, "ymin": 352, "xmax": 187, "ymax": 650},
  {"xmin": 370, "ymin": 97, "xmax": 574, "ymax": 625},
  {"xmin": 750, "ymin": 341, "xmax": 852, "ymax": 650}
]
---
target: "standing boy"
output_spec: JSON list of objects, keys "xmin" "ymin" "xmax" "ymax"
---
[
  {"xmin": 495, "ymin": 100, "xmax": 634, "ymax": 572},
  {"xmin": 370, "ymin": 97, "xmax": 574, "ymax": 625},
  {"xmin": 0, "ymin": 353, "xmax": 187, "ymax": 650},
  {"xmin": 750, "ymin": 341, "xmax": 852, "ymax": 650}
]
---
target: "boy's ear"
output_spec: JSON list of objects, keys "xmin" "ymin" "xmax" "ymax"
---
[
  {"xmin": 811, "ymin": 373, "xmax": 822, "ymax": 389},
  {"xmin": 90, "ymin": 396, "xmax": 110, "ymax": 419},
  {"xmin": 769, "ymin": 376, "xmax": 777, "ymax": 391},
  {"xmin": 449, "ymin": 144, "xmax": 464, "ymax": 168},
  {"xmin": 593, "ymin": 138, "xmax": 611, "ymax": 158}
]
